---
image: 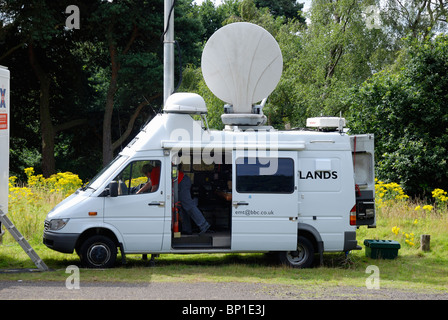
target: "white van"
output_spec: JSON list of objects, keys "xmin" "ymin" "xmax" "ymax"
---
[
  {"xmin": 43, "ymin": 23, "xmax": 375, "ymax": 268},
  {"xmin": 42, "ymin": 101, "xmax": 375, "ymax": 268}
]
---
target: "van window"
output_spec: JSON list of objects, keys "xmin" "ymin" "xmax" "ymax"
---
[
  {"xmin": 236, "ymin": 157, "xmax": 294, "ymax": 193},
  {"xmin": 112, "ymin": 160, "xmax": 161, "ymax": 195}
]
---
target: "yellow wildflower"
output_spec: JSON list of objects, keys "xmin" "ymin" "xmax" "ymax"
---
[{"xmin": 24, "ymin": 167, "xmax": 34, "ymax": 177}]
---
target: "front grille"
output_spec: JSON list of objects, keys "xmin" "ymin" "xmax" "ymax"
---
[{"xmin": 44, "ymin": 220, "xmax": 50, "ymax": 232}]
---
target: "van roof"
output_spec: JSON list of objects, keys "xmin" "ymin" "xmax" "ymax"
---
[{"xmin": 120, "ymin": 113, "xmax": 352, "ymax": 157}]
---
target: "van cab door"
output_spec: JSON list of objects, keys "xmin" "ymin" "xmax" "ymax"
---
[
  {"xmin": 103, "ymin": 158, "xmax": 167, "ymax": 253},
  {"xmin": 231, "ymin": 152, "xmax": 298, "ymax": 251}
]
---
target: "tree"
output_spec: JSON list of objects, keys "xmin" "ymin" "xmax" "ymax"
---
[
  {"xmin": 0, "ymin": 0, "xmax": 90, "ymax": 177},
  {"xmin": 196, "ymin": 0, "xmax": 229, "ymax": 42},
  {"xmin": 254, "ymin": 0, "xmax": 305, "ymax": 21},
  {"xmin": 263, "ymin": 0, "xmax": 395, "ymax": 128},
  {"xmin": 86, "ymin": 0, "xmax": 204, "ymax": 166},
  {"xmin": 348, "ymin": 35, "xmax": 448, "ymax": 195},
  {"xmin": 380, "ymin": 0, "xmax": 448, "ymax": 40},
  {"xmin": 1, "ymin": 0, "xmax": 205, "ymax": 178},
  {"xmin": 83, "ymin": 0, "xmax": 162, "ymax": 166}
]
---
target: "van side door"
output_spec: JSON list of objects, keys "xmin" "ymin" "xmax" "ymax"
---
[
  {"xmin": 231, "ymin": 152, "xmax": 298, "ymax": 251},
  {"xmin": 103, "ymin": 158, "xmax": 166, "ymax": 253}
]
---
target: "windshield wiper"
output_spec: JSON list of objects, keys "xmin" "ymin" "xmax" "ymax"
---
[{"xmin": 81, "ymin": 182, "xmax": 95, "ymax": 191}]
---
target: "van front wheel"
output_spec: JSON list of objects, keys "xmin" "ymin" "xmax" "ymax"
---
[
  {"xmin": 278, "ymin": 236, "xmax": 314, "ymax": 268},
  {"xmin": 79, "ymin": 235, "xmax": 117, "ymax": 268}
]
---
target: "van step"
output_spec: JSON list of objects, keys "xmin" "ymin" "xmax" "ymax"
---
[
  {"xmin": 172, "ymin": 234, "xmax": 212, "ymax": 246},
  {"xmin": 171, "ymin": 231, "xmax": 230, "ymax": 249}
]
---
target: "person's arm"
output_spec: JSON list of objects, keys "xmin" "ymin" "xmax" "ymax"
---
[{"xmin": 137, "ymin": 181, "xmax": 152, "ymax": 194}]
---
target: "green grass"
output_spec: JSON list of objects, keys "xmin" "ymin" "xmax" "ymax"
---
[
  {"xmin": 1, "ymin": 174, "xmax": 448, "ymax": 294},
  {"xmin": 1, "ymin": 235, "xmax": 447, "ymax": 293}
]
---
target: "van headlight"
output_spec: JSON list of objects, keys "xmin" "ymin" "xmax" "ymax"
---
[{"xmin": 49, "ymin": 218, "xmax": 70, "ymax": 231}]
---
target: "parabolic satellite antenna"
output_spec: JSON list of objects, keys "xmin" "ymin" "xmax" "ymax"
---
[{"xmin": 201, "ymin": 22, "xmax": 283, "ymax": 126}]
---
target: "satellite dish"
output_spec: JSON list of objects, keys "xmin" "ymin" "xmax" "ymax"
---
[{"xmin": 201, "ymin": 22, "xmax": 283, "ymax": 125}]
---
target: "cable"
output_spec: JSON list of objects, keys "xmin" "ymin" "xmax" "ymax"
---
[
  {"xmin": 160, "ymin": 0, "xmax": 177, "ymax": 43},
  {"xmin": 174, "ymin": 40, "xmax": 183, "ymax": 92},
  {"xmin": 160, "ymin": 0, "xmax": 183, "ymax": 93}
]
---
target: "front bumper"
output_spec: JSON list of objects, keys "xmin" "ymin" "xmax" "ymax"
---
[{"xmin": 43, "ymin": 231, "xmax": 79, "ymax": 254}]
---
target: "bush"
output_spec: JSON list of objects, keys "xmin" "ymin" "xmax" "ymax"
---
[
  {"xmin": 5, "ymin": 168, "xmax": 82, "ymax": 243},
  {"xmin": 348, "ymin": 34, "xmax": 448, "ymax": 196}
]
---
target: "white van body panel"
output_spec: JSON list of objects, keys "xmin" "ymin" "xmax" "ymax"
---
[
  {"xmin": 46, "ymin": 191, "xmax": 93, "ymax": 221},
  {"xmin": 297, "ymin": 149, "xmax": 356, "ymax": 251}
]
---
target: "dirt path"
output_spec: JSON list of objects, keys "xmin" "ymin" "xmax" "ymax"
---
[{"xmin": 1, "ymin": 280, "xmax": 447, "ymax": 300}]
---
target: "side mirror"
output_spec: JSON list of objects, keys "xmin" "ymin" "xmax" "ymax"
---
[{"xmin": 109, "ymin": 181, "xmax": 119, "ymax": 197}]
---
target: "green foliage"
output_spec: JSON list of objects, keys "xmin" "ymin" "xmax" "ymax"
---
[
  {"xmin": 179, "ymin": 65, "xmax": 224, "ymax": 129},
  {"xmin": 254, "ymin": 0, "xmax": 305, "ymax": 21},
  {"xmin": 279, "ymin": 0, "xmax": 392, "ymax": 120},
  {"xmin": 196, "ymin": 0, "xmax": 239, "ymax": 42},
  {"xmin": 1, "ymin": 0, "xmax": 206, "ymax": 180},
  {"xmin": 348, "ymin": 35, "xmax": 448, "ymax": 196},
  {"xmin": 1, "ymin": 0, "xmax": 447, "ymax": 193}
]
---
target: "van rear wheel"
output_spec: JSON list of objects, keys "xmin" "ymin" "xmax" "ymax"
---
[
  {"xmin": 278, "ymin": 236, "xmax": 314, "ymax": 268},
  {"xmin": 79, "ymin": 235, "xmax": 117, "ymax": 268}
]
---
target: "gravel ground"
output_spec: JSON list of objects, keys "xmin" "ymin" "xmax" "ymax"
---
[{"xmin": 1, "ymin": 280, "xmax": 447, "ymax": 300}]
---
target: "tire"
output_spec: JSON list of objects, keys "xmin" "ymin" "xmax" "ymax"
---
[
  {"xmin": 278, "ymin": 236, "xmax": 315, "ymax": 268},
  {"xmin": 79, "ymin": 235, "xmax": 117, "ymax": 268}
]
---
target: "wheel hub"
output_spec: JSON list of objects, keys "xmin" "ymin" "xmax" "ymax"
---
[
  {"xmin": 287, "ymin": 244, "xmax": 307, "ymax": 264},
  {"xmin": 88, "ymin": 244, "xmax": 111, "ymax": 266}
]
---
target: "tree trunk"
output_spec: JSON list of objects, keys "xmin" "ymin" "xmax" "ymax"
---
[
  {"xmin": 103, "ymin": 36, "xmax": 119, "ymax": 166},
  {"xmin": 28, "ymin": 45, "xmax": 56, "ymax": 177},
  {"xmin": 102, "ymin": 25, "xmax": 139, "ymax": 166},
  {"xmin": 111, "ymin": 93, "xmax": 160, "ymax": 152},
  {"xmin": 39, "ymin": 74, "xmax": 56, "ymax": 177}
]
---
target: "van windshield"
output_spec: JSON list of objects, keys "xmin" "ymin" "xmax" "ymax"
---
[{"xmin": 82, "ymin": 155, "xmax": 128, "ymax": 191}]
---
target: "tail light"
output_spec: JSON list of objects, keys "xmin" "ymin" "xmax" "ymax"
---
[{"xmin": 350, "ymin": 205, "xmax": 357, "ymax": 225}]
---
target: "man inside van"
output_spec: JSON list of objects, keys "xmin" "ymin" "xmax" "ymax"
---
[
  {"xmin": 137, "ymin": 164, "xmax": 212, "ymax": 235},
  {"xmin": 136, "ymin": 164, "xmax": 156, "ymax": 194}
]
